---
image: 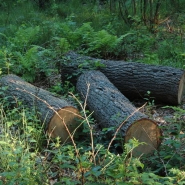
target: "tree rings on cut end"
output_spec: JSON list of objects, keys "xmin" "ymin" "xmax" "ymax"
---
[
  {"xmin": 47, "ymin": 106, "xmax": 82, "ymax": 143},
  {"xmin": 125, "ymin": 118, "xmax": 162, "ymax": 156},
  {"xmin": 178, "ymin": 72, "xmax": 185, "ymax": 104}
]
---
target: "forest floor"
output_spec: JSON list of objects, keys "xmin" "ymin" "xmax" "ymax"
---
[{"xmin": 33, "ymin": 66, "xmax": 185, "ymax": 140}]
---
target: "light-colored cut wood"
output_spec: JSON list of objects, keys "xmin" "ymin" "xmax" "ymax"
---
[
  {"xmin": 125, "ymin": 118, "xmax": 161, "ymax": 156},
  {"xmin": 48, "ymin": 107, "xmax": 81, "ymax": 142},
  {"xmin": 178, "ymin": 73, "xmax": 185, "ymax": 104},
  {"xmin": 77, "ymin": 70, "xmax": 162, "ymax": 156},
  {"xmin": 0, "ymin": 74, "xmax": 82, "ymax": 142}
]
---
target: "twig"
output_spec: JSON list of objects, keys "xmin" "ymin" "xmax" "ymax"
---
[
  {"xmin": 69, "ymin": 83, "xmax": 96, "ymax": 165},
  {"xmin": 16, "ymin": 87, "xmax": 89, "ymax": 183},
  {"xmin": 107, "ymin": 102, "xmax": 147, "ymax": 151},
  {"xmin": 16, "ymin": 88, "xmax": 81, "ymax": 158}
]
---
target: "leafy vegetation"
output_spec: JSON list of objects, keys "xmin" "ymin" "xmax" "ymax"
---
[{"xmin": 0, "ymin": 0, "xmax": 185, "ymax": 184}]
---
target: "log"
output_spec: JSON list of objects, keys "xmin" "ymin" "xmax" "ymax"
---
[
  {"xmin": 0, "ymin": 74, "xmax": 81, "ymax": 142},
  {"xmin": 76, "ymin": 70, "xmax": 162, "ymax": 156},
  {"xmin": 62, "ymin": 51, "xmax": 185, "ymax": 105}
]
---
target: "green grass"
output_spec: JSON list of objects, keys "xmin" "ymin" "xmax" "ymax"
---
[
  {"xmin": 0, "ymin": 104, "xmax": 48, "ymax": 184},
  {"xmin": 0, "ymin": 97, "xmax": 185, "ymax": 184},
  {"xmin": 0, "ymin": 0, "xmax": 185, "ymax": 184}
]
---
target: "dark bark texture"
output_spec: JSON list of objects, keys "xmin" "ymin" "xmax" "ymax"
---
[
  {"xmin": 62, "ymin": 51, "xmax": 185, "ymax": 105},
  {"xmin": 0, "ymin": 74, "xmax": 81, "ymax": 141},
  {"xmin": 76, "ymin": 70, "xmax": 161, "ymax": 155},
  {"xmin": 76, "ymin": 70, "xmax": 146, "ymax": 135}
]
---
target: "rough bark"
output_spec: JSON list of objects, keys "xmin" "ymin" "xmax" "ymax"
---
[
  {"xmin": 0, "ymin": 74, "xmax": 81, "ymax": 142},
  {"xmin": 62, "ymin": 51, "xmax": 185, "ymax": 105},
  {"xmin": 76, "ymin": 70, "xmax": 161, "ymax": 156}
]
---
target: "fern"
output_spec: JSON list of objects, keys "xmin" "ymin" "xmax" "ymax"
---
[
  {"xmin": 52, "ymin": 37, "xmax": 70, "ymax": 54},
  {"xmin": 10, "ymin": 25, "xmax": 40, "ymax": 51},
  {"xmin": 70, "ymin": 22, "xmax": 94, "ymax": 49},
  {"xmin": 86, "ymin": 29, "xmax": 124, "ymax": 57},
  {"xmin": 12, "ymin": 46, "xmax": 53, "ymax": 82}
]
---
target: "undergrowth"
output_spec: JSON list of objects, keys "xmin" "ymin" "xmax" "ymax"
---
[
  {"xmin": 0, "ymin": 0, "xmax": 185, "ymax": 84},
  {"xmin": 0, "ymin": 0, "xmax": 185, "ymax": 184},
  {"xmin": 0, "ymin": 88, "xmax": 185, "ymax": 184},
  {"xmin": 0, "ymin": 97, "xmax": 185, "ymax": 182}
]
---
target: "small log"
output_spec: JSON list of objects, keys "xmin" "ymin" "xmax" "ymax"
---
[
  {"xmin": 62, "ymin": 51, "xmax": 185, "ymax": 105},
  {"xmin": 0, "ymin": 74, "xmax": 81, "ymax": 142},
  {"xmin": 76, "ymin": 70, "xmax": 161, "ymax": 156}
]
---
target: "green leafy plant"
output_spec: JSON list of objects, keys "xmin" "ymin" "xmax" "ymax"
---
[
  {"xmin": 0, "ymin": 100, "xmax": 48, "ymax": 184},
  {"xmin": 1, "ymin": 1, "xmax": 185, "ymax": 184},
  {"xmin": 9, "ymin": 25, "xmax": 40, "ymax": 51},
  {"xmin": 0, "ymin": 48, "xmax": 14, "ymax": 74},
  {"xmin": 142, "ymin": 105, "xmax": 185, "ymax": 178},
  {"xmin": 144, "ymin": 91, "xmax": 155, "ymax": 107}
]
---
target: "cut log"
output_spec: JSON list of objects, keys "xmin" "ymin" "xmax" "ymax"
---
[
  {"xmin": 76, "ymin": 70, "xmax": 162, "ymax": 156},
  {"xmin": 0, "ymin": 74, "xmax": 81, "ymax": 142},
  {"xmin": 62, "ymin": 51, "xmax": 185, "ymax": 105}
]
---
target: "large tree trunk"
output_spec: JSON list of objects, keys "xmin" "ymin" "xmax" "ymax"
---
[
  {"xmin": 0, "ymin": 74, "xmax": 81, "ymax": 143},
  {"xmin": 76, "ymin": 70, "xmax": 161, "ymax": 156},
  {"xmin": 62, "ymin": 51, "xmax": 185, "ymax": 105}
]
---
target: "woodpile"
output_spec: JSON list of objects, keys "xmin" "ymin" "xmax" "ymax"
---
[{"xmin": 1, "ymin": 51, "xmax": 184, "ymax": 155}]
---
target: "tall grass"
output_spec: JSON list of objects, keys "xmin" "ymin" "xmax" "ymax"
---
[
  {"xmin": 0, "ymin": 94, "xmax": 185, "ymax": 184},
  {"xmin": 0, "ymin": 103, "xmax": 49, "ymax": 184}
]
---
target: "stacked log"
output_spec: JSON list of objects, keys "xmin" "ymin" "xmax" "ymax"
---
[
  {"xmin": 2, "ymin": 50, "xmax": 184, "ymax": 155},
  {"xmin": 76, "ymin": 70, "xmax": 162, "ymax": 156},
  {"xmin": 62, "ymin": 51, "xmax": 185, "ymax": 105},
  {"xmin": 0, "ymin": 74, "xmax": 82, "ymax": 143}
]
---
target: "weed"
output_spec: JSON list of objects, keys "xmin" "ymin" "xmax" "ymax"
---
[
  {"xmin": 0, "ymin": 1, "xmax": 185, "ymax": 184},
  {"xmin": 0, "ymin": 101, "xmax": 48, "ymax": 184},
  {"xmin": 144, "ymin": 91, "xmax": 155, "ymax": 107}
]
